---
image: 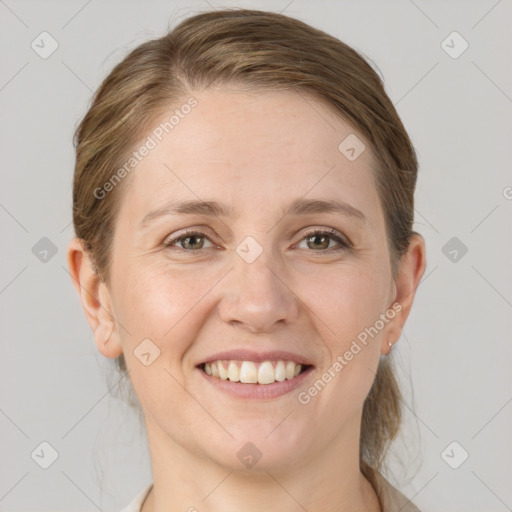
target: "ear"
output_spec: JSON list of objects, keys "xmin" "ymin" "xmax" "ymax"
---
[
  {"xmin": 381, "ymin": 233, "xmax": 427, "ymax": 355},
  {"xmin": 66, "ymin": 238, "xmax": 123, "ymax": 359}
]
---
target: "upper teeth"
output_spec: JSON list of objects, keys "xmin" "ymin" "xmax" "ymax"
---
[{"xmin": 204, "ymin": 360, "xmax": 303, "ymax": 384}]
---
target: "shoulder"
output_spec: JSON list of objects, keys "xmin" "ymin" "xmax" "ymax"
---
[
  {"xmin": 373, "ymin": 471, "xmax": 422, "ymax": 512},
  {"xmin": 120, "ymin": 483, "xmax": 153, "ymax": 512}
]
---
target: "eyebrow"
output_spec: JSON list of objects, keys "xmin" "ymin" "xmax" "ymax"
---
[{"xmin": 138, "ymin": 197, "xmax": 366, "ymax": 229}]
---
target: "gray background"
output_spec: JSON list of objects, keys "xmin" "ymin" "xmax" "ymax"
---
[{"xmin": 1, "ymin": 0, "xmax": 511, "ymax": 510}]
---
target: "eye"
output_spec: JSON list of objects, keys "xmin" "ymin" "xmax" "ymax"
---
[
  {"xmin": 163, "ymin": 229, "xmax": 215, "ymax": 251},
  {"xmin": 163, "ymin": 227, "xmax": 351, "ymax": 254},
  {"xmin": 295, "ymin": 228, "xmax": 351, "ymax": 252}
]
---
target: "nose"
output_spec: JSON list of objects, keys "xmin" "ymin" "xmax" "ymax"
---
[{"xmin": 218, "ymin": 247, "xmax": 299, "ymax": 333}]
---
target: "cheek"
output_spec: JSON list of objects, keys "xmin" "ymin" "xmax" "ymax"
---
[
  {"xmin": 302, "ymin": 260, "xmax": 391, "ymax": 345},
  {"xmin": 115, "ymin": 250, "xmax": 390, "ymax": 354},
  {"xmin": 113, "ymin": 261, "xmax": 207, "ymax": 360},
  {"xmin": 298, "ymin": 262, "xmax": 389, "ymax": 406},
  {"xmin": 112, "ymin": 264, "xmax": 211, "ymax": 415},
  {"xmin": 121, "ymin": 258, "xmax": 189, "ymax": 311}
]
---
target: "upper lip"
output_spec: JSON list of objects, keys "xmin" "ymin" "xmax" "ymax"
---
[{"xmin": 198, "ymin": 349, "xmax": 314, "ymax": 367}]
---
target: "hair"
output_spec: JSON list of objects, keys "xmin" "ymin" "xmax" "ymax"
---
[{"xmin": 72, "ymin": 8, "xmax": 419, "ymax": 489}]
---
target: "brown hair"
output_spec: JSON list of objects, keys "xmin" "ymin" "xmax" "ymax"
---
[{"xmin": 72, "ymin": 8, "xmax": 418, "ymax": 487}]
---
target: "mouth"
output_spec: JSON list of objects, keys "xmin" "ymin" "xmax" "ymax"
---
[{"xmin": 199, "ymin": 359, "xmax": 313, "ymax": 385}]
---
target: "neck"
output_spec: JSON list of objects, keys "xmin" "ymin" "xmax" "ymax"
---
[{"xmin": 141, "ymin": 415, "xmax": 382, "ymax": 512}]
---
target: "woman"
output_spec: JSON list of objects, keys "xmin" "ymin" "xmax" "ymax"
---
[{"xmin": 67, "ymin": 8, "xmax": 426, "ymax": 512}]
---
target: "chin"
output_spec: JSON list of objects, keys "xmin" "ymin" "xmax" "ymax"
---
[{"xmin": 200, "ymin": 420, "xmax": 314, "ymax": 472}]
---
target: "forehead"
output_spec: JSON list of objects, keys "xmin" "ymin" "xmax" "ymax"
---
[{"xmin": 118, "ymin": 88, "xmax": 381, "ymax": 222}]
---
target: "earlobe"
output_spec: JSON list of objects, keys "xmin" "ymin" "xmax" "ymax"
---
[
  {"xmin": 381, "ymin": 233, "xmax": 427, "ymax": 355},
  {"xmin": 66, "ymin": 238, "xmax": 123, "ymax": 359}
]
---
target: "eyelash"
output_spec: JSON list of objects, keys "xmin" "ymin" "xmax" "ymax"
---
[{"xmin": 163, "ymin": 227, "xmax": 352, "ymax": 254}]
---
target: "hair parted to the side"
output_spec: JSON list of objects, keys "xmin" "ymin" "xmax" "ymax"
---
[{"xmin": 72, "ymin": 8, "xmax": 419, "ymax": 488}]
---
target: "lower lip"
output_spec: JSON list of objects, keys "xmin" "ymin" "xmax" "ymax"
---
[{"xmin": 197, "ymin": 365, "xmax": 315, "ymax": 400}]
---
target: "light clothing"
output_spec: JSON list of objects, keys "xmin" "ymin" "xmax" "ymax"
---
[
  {"xmin": 120, "ymin": 471, "xmax": 421, "ymax": 511},
  {"xmin": 120, "ymin": 483, "xmax": 152, "ymax": 512}
]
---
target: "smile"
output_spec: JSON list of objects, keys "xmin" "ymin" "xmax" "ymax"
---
[{"xmin": 202, "ymin": 360, "xmax": 310, "ymax": 385}]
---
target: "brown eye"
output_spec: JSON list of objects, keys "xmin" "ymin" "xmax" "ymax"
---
[
  {"xmin": 163, "ymin": 227, "xmax": 350, "ymax": 254},
  {"xmin": 306, "ymin": 233, "xmax": 330, "ymax": 250},
  {"xmin": 297, "ymin": 228, "xmax": 350, "ymax": 252},
  {"xmin": 164, "ymin": 230, "xmax": 214, "ymax": 251},
  {"xmin": 179, "ymin": 234, "xmax": 205, "ymax": 250}
]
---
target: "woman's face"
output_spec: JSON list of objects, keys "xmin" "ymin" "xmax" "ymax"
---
[{"xmin": 75, "ymin": 88, "xmax": 424, "ymax": 471}]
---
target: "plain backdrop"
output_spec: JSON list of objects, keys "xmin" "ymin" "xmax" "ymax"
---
[{"xmin": 1, "ymin": 0, "xmax": 511, "ymax": 511}]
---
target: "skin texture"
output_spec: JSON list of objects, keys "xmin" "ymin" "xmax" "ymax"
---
[{"xmin": 67, "ymin": 88, "xmax": 426, "ymax": 512}]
